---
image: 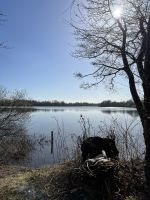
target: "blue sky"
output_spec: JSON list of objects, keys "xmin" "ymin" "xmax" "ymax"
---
[{"xmin": 0, "ymin": 0, "xmax": 131, "ymax": 103}]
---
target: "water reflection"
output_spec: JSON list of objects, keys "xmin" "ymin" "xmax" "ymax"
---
[
  {"xmin": 32, "ymin": 108, "xmax": 65, "ymax": 112},
  {"xmin": 101, "ymin": 108, "xmax": 138, "ymax": 117},
  {"xmin": 22, "ymin": 106, "xmax": 143, "ymax": 167},
  {"xmin": 23, "ymin": 106, "xmax": 138, "ymax": 115},
  {"xmin": 31, "ymin": 106, "xmax": 97, "ymax": 113}
]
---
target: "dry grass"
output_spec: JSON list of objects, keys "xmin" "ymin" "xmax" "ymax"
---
[
  {"xmin": 0, "ymin": 159, "xmax": 144, "ymax": 200},
  {"xmin": 0, "ymin": 162, "xmax": 76, "ymax": 200}
]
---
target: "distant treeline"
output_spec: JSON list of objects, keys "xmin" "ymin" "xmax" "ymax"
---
[
  {"xmin": 25, "ymin": 100, "xmax": 98, "ymax": 107},
  {"xmin": 0, "ymin": 99, "xmax": 97, "ymax": 107},
  {"xmin": 0, "ymin": 99, "xmax": 135, "ymax": 107},
  {"xmin": 99, "ymin": 100, "xmax": 135, "ymax": 107}
]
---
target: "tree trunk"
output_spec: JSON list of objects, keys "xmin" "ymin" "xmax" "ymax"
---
[
  {"xmin": 143, "ymin": 85, "xmax": 150, "ymax": 199},
  {"xmin": 143, "ymin": 87, "xmax": 150, "ymax": 200},
  {"xmin": 143, "ymin": 15, "xmax": 150, "ymax": 200}
]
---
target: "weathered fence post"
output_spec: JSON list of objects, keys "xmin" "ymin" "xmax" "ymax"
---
[{"xmin": 51, "ymin": 131, "xmax": 54, "ymax": 154}]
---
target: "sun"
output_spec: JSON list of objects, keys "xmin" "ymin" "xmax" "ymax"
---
[{"xmin": 113, "ymin": 7, "xmax": 123, "ymax": 19}]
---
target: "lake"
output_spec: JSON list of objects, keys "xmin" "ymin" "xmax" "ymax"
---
[{"xmin": 23, "ymin": 106, "xmax": 143, "ymax": 167}]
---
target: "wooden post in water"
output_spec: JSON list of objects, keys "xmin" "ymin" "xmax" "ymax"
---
[{"xmin": 51, "ymin": 131, "xmax": 54, "ymax": 154}]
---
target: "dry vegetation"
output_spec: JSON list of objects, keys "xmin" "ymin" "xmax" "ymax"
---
[
  {"xmin": 0, "ymin": 162, "xmax": 74, "ymax": 200},
  {"xmin": 0, "ymin": 162, "xmax": 102, "ymax": 200},
  {"xmin": 0, "ymin": 158, "xmax": 144, "ymax": 200}
]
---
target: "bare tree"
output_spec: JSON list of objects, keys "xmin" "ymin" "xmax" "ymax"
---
[
  {"xmin": 0, "ymin": 86, "xmax": 29, "ymax": 139},
  {"xmin": 72, "ymin": 0, "xmax": 150, "ymax": 199}
]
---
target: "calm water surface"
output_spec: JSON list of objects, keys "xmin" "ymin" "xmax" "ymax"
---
[{"xmin": 23, "ymin": 106, "xmax": 142, "ymax": 167}]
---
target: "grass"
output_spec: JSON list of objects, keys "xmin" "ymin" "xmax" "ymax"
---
[
  {"xmin": 0, "ymin": 159, "xmax": 144, "ymax": 200},
  {"xmin": 0, "ymin": 162, "xmax": 75, "ymax": 200}
]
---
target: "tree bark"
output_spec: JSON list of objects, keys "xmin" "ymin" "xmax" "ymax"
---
[
  {"xmin": 121, "ymin": 51, "xmax": 144, "ymax": 126},
  {"xmin": 126, "ymin": 68, "xmax": 144, "ymax": 126},
  {"xmin": 143, "ymin": 15, "xmax": 150, "ymax": 200},
  {"xmin": 143, "ymin": 84, "xmax": 150, "ymax": 200},
  {"xmin": 144, "ymin": 84, "xmax": 150, "ymax": 200}
]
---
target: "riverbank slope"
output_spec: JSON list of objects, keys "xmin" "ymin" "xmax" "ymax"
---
[{"xmin": 0, "ymin": 160, "xmax": 144, "ymax": 200}]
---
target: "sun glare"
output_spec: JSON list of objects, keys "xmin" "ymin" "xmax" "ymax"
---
[{"xmin": 113, "ymin": 7, "xmax": 123, "ymax": 19}]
